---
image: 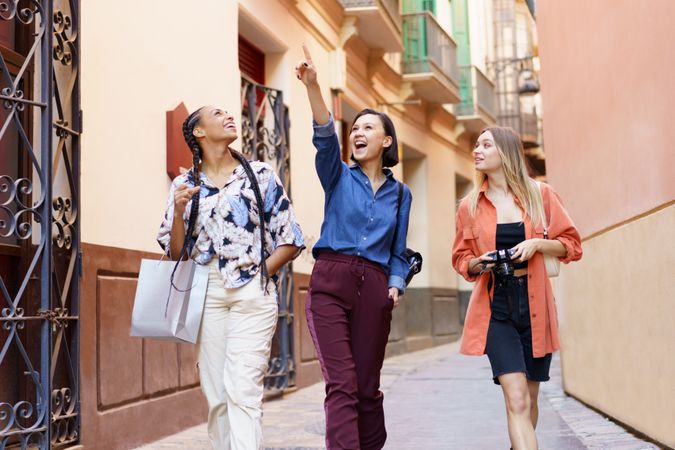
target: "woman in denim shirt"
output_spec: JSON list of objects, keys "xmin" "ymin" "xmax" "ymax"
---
[{"xmin": 295, "ymin": 45, "xmax": 412, "ymax": 450}]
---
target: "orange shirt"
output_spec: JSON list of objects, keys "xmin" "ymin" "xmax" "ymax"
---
[{"xmin": 452, "ymin": 181, "xmax": 582, "ymax": 358}]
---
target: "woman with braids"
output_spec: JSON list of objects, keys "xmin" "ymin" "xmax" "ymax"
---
[
  {"xmin": 452, "ymin": 127, "xmax": 582, "ymax": 449},
  {"xmin": 295, "ymin": 45, "xmax": 412, "ymax": 450},
  {"xmin": 157, "ymin": 106, "xmax": 304, "ymax": 449}
]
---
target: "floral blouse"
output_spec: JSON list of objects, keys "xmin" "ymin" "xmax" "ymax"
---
[{"xmin": 157, "ymin": 160, "xmax": 305, "ymax": 290}]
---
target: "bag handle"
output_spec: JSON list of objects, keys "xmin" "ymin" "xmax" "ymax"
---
[{"xmin": 169, "ymin": 154, "xmax": 202, "ymax": 294}]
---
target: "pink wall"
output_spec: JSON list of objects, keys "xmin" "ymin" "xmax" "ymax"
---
[{"xmin": 537, "ymin": 0, "xmax": 675, "ymax": 238}]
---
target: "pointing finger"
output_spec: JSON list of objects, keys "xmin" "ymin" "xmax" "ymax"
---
[{"xmin": 302, "ymin": 43, "xmax": 313, "ymax": 64}]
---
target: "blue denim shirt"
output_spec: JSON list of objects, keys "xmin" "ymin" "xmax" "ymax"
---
[{"xmin": 311, "ymin": 115, "xmax": 412, "ymax": 293}]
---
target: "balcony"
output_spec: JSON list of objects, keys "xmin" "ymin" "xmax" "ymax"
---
[
  {"xmin": 402, "ymin": 11, "xmax": 460, "ymax": 104},
  {"xmin": 453, "ymin": 65, "xmax": 497, "ymax": 131},
  {"xmin": 340, "ymin": 0, "xmax": 403, "ymax": 52},
  {"xmin": 520, "ymin": 112, "xmax": 539, "ymax": 147}
]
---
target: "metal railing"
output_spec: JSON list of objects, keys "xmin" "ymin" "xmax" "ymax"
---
[
  {"xmin": 340, "ymin": 0, "xmax": 401, "ymax": 32},
  {"xmin": 0, "ymin": 1, "xmax": 81, "ymax": 449},
  {"xmin": 240, "ymin": 78, "xmax": 296, "ymax": 393},
  {"xmin": 402, "ymin": 12, "xmax": 458, "ymax": 83},
  {"xmin": 455, "ymin": 65, "xmax": 496, "ymax": 119},
  {"xmin": 521, "ymin": 112, "xmax": 539, "ymax": 141}
]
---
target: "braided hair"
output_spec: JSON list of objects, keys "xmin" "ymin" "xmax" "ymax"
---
[
  {"xmin": 230, "ymin": 150, "xmax": 269, "ymax": 289},
  {"xmin": 169, "ymin": 108, "xmax": 203, "ymax": 291}
]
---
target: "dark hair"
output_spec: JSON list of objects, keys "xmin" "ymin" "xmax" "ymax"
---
[
  {"xmin": 181, "ymin": 107, "xmax": 204, "ymax": 242},
  {"xmin": 350, "ymin": 108, "xmax": 399, "ymax": 167},
  {"xmin": 168, "ymin": 108, "xmax": 203, "ymax": 290}
]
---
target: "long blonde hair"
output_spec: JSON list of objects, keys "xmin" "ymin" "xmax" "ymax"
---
[{"xmin": 467, "ymin": 126, "xmax": 544, "ymax": 227}]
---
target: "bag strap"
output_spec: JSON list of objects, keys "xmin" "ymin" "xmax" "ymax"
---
[
  {"xmin": 231, "ymin": 151, "xmax": 269, "ymax": 290},
  {"xmin": 536, "ymin": 181, "xmax": 550, "ymax": 240},
  {"xmin": 397, "ymin": 181, "xmax": 403, "ymax": 212}
]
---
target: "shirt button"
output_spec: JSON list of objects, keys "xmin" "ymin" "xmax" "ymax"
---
[
  {"xmin": 362, "ymin": 237, "xmax": 367, "ymax": 240},
  {"xmin": 370, "ymin": 218, "xmax": 374, "ymax": 221},
  {"xmin": 365, "ymin": 181, "xmax": 369, "ymax": 185},
  {"xmin": 532, "ymin": 313, "xmax": 537, "ymax": 318},
  {"xmin": 357, "ymin": 252, "xmax": 361, "ymax": 256}
]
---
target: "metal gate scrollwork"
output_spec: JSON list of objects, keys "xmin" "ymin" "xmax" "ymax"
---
[
  {"xmin": 240, "ymin": 77, "xmax": 295, "ymax": 393},
  {"xmin": 0, "ymin": 1, "xmax": 80, "ymax": 449}
]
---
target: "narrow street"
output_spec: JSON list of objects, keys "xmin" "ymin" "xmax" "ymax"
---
[{"xmin": 138, "ymin": 343, "xmax": 657, "ymax": 450}]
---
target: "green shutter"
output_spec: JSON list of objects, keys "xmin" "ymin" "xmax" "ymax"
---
[
  {"xmin": 402, "ymin": 0, "xmax": 435, "ymax": 74},
  {"xmin": 452, "ymin": 0, "xmax": 473, "ymax": 114},
  {"xmin": 402, "ymin": 0, "xmax": 435, "ymax": 14}
]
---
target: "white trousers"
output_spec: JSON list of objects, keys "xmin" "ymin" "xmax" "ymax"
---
[{"xmin": 197, "ymin": 261, "xmax": 278, "ymax": 450}]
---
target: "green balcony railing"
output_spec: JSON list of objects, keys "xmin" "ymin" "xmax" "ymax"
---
[
  {"xmin": 402, "ymin": 11, "xmax": 458, "ymax": 84},
  {"xmin": 455, "ymin": 65, "xmax": 496, "ymax": 119}
]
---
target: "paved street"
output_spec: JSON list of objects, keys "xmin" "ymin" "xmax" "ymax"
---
[{"xmin": 137, "ymin": 342, "xmax": 659, "ymax": 450}]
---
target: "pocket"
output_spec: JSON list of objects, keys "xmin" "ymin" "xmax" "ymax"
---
[
  {"xmin": 225, "ymin": 353, "xmax": 269, "ymax": 408},
  {"xmin": 463, "ymin": 227, "xmax": 480, "ymax": 240},
  {"xmin": 242, "ymin": 353, "xmax": 270, "ymax": 372},
  {"xmin": 462, "ymin": 226, "xmax": 482, "ymax": 257}
]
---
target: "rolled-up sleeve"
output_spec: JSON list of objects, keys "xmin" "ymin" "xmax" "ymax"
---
[
  {"xmin": 157, "ymin": 179, "xmax": 179, "ymax": 256},
  {"xmin": 452, "ymin": 208, "xmax": 478, "ymax": 282},
  {"xmin": 388, "ymin": 184, "xmax": 412, "ymax": 293},
  {"xmin": 546, "ymin": 186, "xmax": 582, "ymax": 264},
  {"xmin": 267, "ymin": 172, "xmax": 305, "ymax": 257}
]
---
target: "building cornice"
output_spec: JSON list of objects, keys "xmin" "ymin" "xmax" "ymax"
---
[{"xmin": 279, "ymin": 0, "xmax": 343, "ymax": 51}]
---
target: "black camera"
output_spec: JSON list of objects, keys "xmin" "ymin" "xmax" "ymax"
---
[
  {"xmin": 404, "ymin": 248, "xmax": 423, "ymax": 286},
  {"xmin": 483, "ymin": 248, "xmax": 517, "ymax": 277}
]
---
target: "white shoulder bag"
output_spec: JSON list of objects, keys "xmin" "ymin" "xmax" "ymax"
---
[{"xmin": 537, "ymin": 182, "xmax": 560, "ymax": 278}]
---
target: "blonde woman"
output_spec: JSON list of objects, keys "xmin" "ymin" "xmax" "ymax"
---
[{"xmin": 452, "ymin": 127, "xmax": 582, "ymax": 449}]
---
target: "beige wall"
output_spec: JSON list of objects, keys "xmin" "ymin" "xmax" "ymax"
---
[
  {"xmin": 81, "ymin": 0, "xmax": 477, "ymax": 281},
  {"xmin": 538, "ymin": 1, "xmax": 675, "ymax": 446},
  {"xmin": 81, "ymin": 0, "xmax": 240, "ymax": 253},
  {"xmin": 555, "ymin": 205, "xmax": 675, "ymax": 448},
  {"xmin": 538, "ymin": 0, "xmax": 675, "ymax": 238}
]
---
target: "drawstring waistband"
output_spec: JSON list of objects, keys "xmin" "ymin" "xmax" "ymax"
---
[{"xmin": 316, "ymin": 252, "xmax": 384, "ymax": 297}]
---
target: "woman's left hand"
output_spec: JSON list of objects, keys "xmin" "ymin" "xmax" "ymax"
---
[
  {"xmin": 389, "ymin": 287, "xmax": 401, "ymax": 308},
  {"xmin": 510, "ymin": 238, "xmax": 542, "ymax": 263}
]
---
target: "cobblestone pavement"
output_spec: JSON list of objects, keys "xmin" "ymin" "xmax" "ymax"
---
[{"xmin": 136, "ymin": 342, "xmax": 660, "ymax": 450}]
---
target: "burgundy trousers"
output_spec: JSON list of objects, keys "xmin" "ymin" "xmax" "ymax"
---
[{"xmin": 306, "ymin": 252, "xmax": 393, "ymax": 450}]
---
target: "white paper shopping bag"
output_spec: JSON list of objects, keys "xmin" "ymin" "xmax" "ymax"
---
[{"xmin": 130, "ymin": 258, "xmax": 209, "ymax": 344}]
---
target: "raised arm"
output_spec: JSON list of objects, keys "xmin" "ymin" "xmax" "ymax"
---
[
  {"xmin": 295, "ymin": 43, "xmax": 330, "ymax": 125},
  {"xmin": 295, "ymin": 44, "xmax": 345, "ymax": 194}
]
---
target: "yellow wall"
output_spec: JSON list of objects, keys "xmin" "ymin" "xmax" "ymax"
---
[{"xmin": 554, "ymin": 205, "xmax": 675, "ymax": 447}]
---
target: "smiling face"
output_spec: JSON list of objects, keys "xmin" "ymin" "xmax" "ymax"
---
[
  {"xmin": 193, "ymin": 106, "xmax": 237, "ymax": 143},
  {"xmin": 349, "ymin": 113, "xmax": 392, "ymax": 165},
  {"xmin": 473, "ymin": 130, "xmax": 503, "ymax": 174}
]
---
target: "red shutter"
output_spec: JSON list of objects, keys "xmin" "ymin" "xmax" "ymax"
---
[{"xmin": 238, "ymin": 37, "xmax": 265, "ymax": 84}]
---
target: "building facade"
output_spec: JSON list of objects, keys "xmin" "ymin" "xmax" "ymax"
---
[
  {"xmin": 0, "ymin": 0, "xmax": 507, "ymax": 448},
  {"xmin": 537, "ymin": 1, "xmax": 675, "ymax": 447}
]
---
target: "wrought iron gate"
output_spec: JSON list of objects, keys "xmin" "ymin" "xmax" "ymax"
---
[
  {"xmin": 240, "ymin": 77, "xmax": 295, "ymax": 393},
  {"xmin": 0, "ymin": 1, "xmax": 80, "ymax": 449}
]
